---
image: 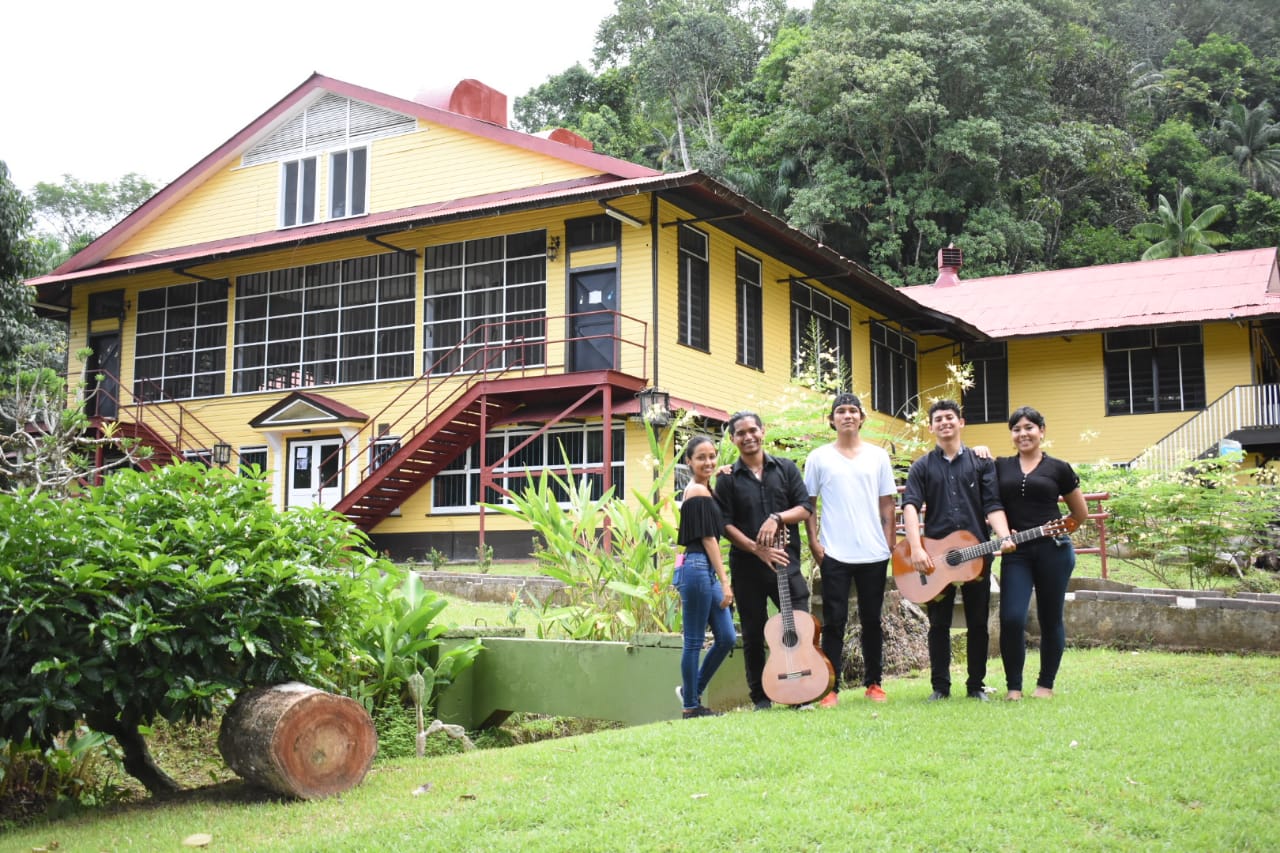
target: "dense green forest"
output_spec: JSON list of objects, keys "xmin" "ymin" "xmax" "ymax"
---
[{"xmin": 514, "ymin": 0, "xmax": 1280, "ymax": 284}]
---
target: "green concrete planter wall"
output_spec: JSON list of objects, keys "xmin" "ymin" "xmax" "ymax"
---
[{"xmin": 437, "ymin": 633, "xmax": 749, "ymax": 729}]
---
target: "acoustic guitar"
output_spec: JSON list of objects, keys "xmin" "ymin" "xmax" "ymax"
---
[
  {"xmin": 762, "ymin": 524, "xmax": 835, "ymax": 706},
  {"xmin": 891, "ymin": 516, "xmax": 1079, "ymax": 604}
]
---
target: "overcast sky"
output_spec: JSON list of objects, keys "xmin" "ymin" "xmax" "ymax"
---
[{"xmin": 3, "ymin": 0, "xmax": 618, "ymax": 190}]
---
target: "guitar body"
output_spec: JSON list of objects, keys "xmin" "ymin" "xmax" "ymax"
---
[
  {"xmin": 892, "ymin": 517, "xmax": 1080, "ymax": 604},
  {"xmin": 891, "ymin": 529, "xmax": 985, "ymax": 604},
  {"xmin": 762, "ymin": 607, "xmax": 834, "ymax": 706}
]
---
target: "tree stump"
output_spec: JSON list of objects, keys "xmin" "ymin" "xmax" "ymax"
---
[{"xmin": 218, "ymin": 683, "xmax": 377, "ymax": 799}]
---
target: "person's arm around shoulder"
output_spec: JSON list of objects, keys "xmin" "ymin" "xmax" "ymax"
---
[{"xmin": 901, "ymin": 460, "xmax": 931, "ymax": 572}]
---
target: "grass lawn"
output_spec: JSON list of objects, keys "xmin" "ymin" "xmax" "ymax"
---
[{"xmin": 10, "ymin": 648, "xmax": 1278, "ymax": 852}]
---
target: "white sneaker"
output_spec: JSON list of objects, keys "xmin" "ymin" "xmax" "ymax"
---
[{"xmin": 675, "ymin": 685, "xmax": 683, "ymax": 705}]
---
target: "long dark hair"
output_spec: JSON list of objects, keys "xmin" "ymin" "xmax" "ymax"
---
[{"xmin": 682, "ymin": 434, "xmax": 716, "ymax": 463}]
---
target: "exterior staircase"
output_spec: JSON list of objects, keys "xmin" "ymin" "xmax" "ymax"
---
[
  {"xmin": 332, "ymin": 384, "xmax": 522, "ymax": 530},
  {"xmin": 1128, "ymin": 383, "xmax": 1280, "ymax": 469}
]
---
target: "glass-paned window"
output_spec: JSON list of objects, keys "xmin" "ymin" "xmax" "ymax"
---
[
  {"xmin": 677, "ymin": 225, "xmax": 709, "ymax": 351},
  {"xmin": 133, "ymin": 280, "xmax": 228, "ymax": 401},
  {"xmin": 423, "ymin": 230, "xmax": 547, "ymax": 374},
  {"xmin": 790, "ymin": 280, "xmax": 851, "ymax": 385},
  {"xmin": 232, "ymin": 252, "xmax": 415, "ymax": 393},
  {"xmin": 239, "ymin": 446, "xmax": 268, "ymax": 476},
  {"xmin": 736, "ymin": 252, "xmax": 763, "ymax": 370},
  {"xmin": 565, "ymin": 215, "xmax": 620, "ymax": 249},
  {"xmin": 329, "ymin": 147, "xmax": 368, "ymax": 219},
  {"xmin": 432, "ymin": 424, "xmax": 625, "ymax": 512},
  {"xmin": 1105, "ymin": 326, "xmax": 1205, "ymax": 415},
  {"xmin": 281, "ymin": 157, "xmax": 317, "ymax": 227},
  {"xmin": 961, "ymin": 341, "xmax": 1009, "ymax": 424},
  {"xmin": 871, "ymin": 321, "xmax": 918, "ymax": 418},
  {"xmin": 89, "ymin": 289, "xmax": 125, "ymax": 320},
  {"xmin": 370, "ymin": 435, "xmax": 401, "ymax": 471}
]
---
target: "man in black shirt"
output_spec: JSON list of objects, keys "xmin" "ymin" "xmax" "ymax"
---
[
  {"xmin": 715, "ymin": 411, "xmax": 813, "ymax": 711},
  {"xmin": 901, "ymin": 400, "xmax": 1014, "ymax": 701}
]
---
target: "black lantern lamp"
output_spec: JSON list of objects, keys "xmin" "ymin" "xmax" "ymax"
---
[
  {"xmin": 637, "ymin": 387, "xmax": 672, "ymax": 427},
  {"xmin": 211, "ymin": 442, "xmax": 232, "ymax": 467}
]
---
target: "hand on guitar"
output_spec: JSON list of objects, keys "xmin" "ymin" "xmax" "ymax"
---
[{"xmin": 755, "ymin": 513, "xmax": 789, "ymax": 571}]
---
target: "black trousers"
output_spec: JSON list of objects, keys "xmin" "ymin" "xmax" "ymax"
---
[
  {"xmin": 925, "ymin": 557, "xmax": 992, "ymax": 695},
  {"xmin": 819, "ymin": 555, "xmax": 889, "ymax": 691},
  {"xmin": 731, "ymin": 558, "xmax": 810, "ymax": 705}
]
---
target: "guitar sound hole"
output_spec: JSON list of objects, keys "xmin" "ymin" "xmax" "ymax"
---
[
  {"xmin": 782, "ymin": 630, "xmax": 798, "ymax": 647},
  {"xmin": 946, "ymin": 552, "xmax": 963, "ymax": 566}
]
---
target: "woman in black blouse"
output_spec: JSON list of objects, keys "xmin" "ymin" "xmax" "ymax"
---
[
  {"xmin": 994, "ymin": 407, "xmax": 1089, "ymax": 700},
  {"xmin": 674, "ymin": 435, "xmax": 736, "ymax": 718}
]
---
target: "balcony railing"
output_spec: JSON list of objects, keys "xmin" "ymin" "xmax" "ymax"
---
[{"xmin": 1128, "ymin": 383, "xmax": 1280, "ymax": 470}]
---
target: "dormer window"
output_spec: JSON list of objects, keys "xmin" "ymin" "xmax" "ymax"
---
[
  {"xmin": 329, "ymin": 147, "xmax": 368, "ymax": 219},
  {"xmin": 281, "ymin": 157, "xmax": 317, "ymax": 227}
]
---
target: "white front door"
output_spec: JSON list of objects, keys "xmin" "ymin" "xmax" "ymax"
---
[{"xmin": 287, "ymin": 438, "xmax": 343, "ymax": 509}]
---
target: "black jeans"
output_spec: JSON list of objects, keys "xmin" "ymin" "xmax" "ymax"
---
[
  {"xmin": 732, "ymin": 558, "xmax": 811, "ymax": 705},
  {"xmin": 925, "ymin": 557, "xmax": 992, "ymax": 695},
  {"xmin": 819, "ymin": 555, "xmax": 889, "ymax": 690}
]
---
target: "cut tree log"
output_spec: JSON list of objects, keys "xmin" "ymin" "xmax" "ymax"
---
[{"xmin": 218, "ymin": 682, "xmax": 377, "ymax": 799}]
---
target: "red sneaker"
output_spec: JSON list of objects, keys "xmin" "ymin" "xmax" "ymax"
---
[
  {"xmin": 865, "ymin": 684, "xmax": 887, "ymax": 702},
  {"xmin": 818, "ymin": 692, "xmax": 839, "ymax": 708}
]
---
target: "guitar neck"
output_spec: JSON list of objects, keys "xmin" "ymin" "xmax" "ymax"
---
[{"xmin": 951, "ymin": 523, "xmax": 1057, "ymax": 564}]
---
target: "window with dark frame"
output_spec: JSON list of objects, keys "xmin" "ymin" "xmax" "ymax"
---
[
  {"xmin": 281, "ymin": 157, "xmax": 317, "ymax": 227},
  {"xmin": 870, "ymin": 321, "xmax": 918, "ymax": 418},
  {"xmin": 961, "ymin": 341, "xmax": 1009, "ymax": 424},
  {"xmin": 329, "ymin": 147, "xmax": 368, "ymax": 219},
  {"xmin": 677, "ymin": 225, "xmax": 709, "ymax": 351},
  {"xmin": 89, "ymin": 290, "xmax": 125, "ymax": 321},
  {"xmin": 238, "ymin": 446, "xmax": 268, "ymax": 476},
  {"xmin": 133, "ymin": 280, "xmax": 228, "ymax": 401},
  {"xmin": 1104, "ymin": 326, "xmax": 1206, "ymax": 415},
  {"xmin": 565, "ymin": 215, "xmax": 620, "ymax": 249},
  {"xmin": 790, "ymin": 280, "xmax": 851, "ymax": 386},
  {"xmin": 432, "ymin": 424, "xmax": 625, "ymax": 511},
  {"xmin": 736, "ymin": 251, "xmax": 763, "ymax": 370},
  {"xmin": 232, "ymin": 252, "xmax": 415, "ymax": 393},
  {"xmin": 423, "ymin": 230, "xmax": 548, "ymax": 375}
]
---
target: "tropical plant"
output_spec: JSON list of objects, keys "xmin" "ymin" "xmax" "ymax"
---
[
  {"xmin": 1217, "ymin": 100, "xmax": 1280, "ymax": 193},
  {"xmin": 1088, "ymin": 454, "xmax": 1280, "ymax": 589},
  {"xmin": 486, "ymin": 425, "xmax": 682, "ymax": 641},
  {"xmin": 0, "ymin": 463, "xmax": 386, "ymax": 796},
  {"xmin": 1130, "ymin": 185, "xmax": 1230, "ymax": 259},
  {"xmin": 337, "ymin": 569, "xmax": 481, "ymax": 716}
]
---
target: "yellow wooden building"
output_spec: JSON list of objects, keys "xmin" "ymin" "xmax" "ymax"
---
[
  {"xmin": 903, "ymin": 246, "xmax": 1280, "ymax": 469},
  {"xmin": 29, "ymin": 73, "xmax": 980, "ymax": 560}
]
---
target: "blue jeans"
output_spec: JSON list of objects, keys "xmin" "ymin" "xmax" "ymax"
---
[
  {"xmin": 999, "ymin": 537, "xmax": 1076, "ymax": 692},
  {"xmin": 676, "ymin": 551, "xmax": 737, "ymax": 710}
]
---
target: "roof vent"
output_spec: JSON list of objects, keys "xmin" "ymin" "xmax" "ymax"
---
[
  {"xmin": 935, "ymin": 244, "xmax": 963, "ymax": 287},
  {"xmin": 414, "ymin": 79, "xmax": 508, "ymax": 127},
  {"xmin": 535, "ymin": 128, "xmax": 595, "ymax": 151}
]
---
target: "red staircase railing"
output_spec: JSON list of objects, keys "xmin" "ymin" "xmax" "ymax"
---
[{"xmin": 87, "ymin": 372, "xmax": 235, "ymax": 469}]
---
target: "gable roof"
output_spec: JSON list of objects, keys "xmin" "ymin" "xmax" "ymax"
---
[
  {"xmin": 901, "ymin": 247, "xmax": 1280, "ymax": 338},
  {"xmin": 44, "ymin": 72, "xmax": 660, "ymax": 279}
]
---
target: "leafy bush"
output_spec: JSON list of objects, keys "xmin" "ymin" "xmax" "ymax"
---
[
  {"xmin": 0, "ymin": 462, "xmax": 386, "ymax": 795},
  {"xmin": 1082, "ymin": 455, "xmax": 1280, "ymax": 589}
]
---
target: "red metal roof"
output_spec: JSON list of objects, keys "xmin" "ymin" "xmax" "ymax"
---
[{"xmin": 901, "ymin": 248, "xmax": 1280, "ymax": 337}]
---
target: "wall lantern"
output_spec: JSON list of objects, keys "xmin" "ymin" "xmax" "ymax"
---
[
  {"xmin": 637, "ymin": 387, "xmax": 672, "ymax": 427},
  {"xmin": 211, "ymin": 442, "xmax": 233, "ymax": 467},
  {"xmin": 546, "ymin": 235, "xmax": 561, "ymax": 262}
]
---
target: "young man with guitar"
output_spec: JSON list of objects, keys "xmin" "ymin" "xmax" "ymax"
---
[
  {"xmin": 803, "ymin": 393, "xmax": 898, "ymax": 706},
  {"xmin": 715, "ymin": 411, "xmax": 821, "ymax": 711},
  {"xmin": 901, "ymin": 400, "xmax": 1015, "ymax": 702}
]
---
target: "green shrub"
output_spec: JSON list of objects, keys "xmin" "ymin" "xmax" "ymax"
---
[{"xmin": 0, "ymin": 462, "xmax": 385, "ymax": 795}]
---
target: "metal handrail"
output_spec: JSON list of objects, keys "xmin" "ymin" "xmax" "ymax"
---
[
  {"xmin": 1128, "ymin": 383, "xmax": 1280, "ymax": 470},
  {"xmin": 88, "ymin": 372, "xmax": 234, "ymax": 464},
  {"xmin": 320, "ymin": 310, "xmax": 649, "ymax": 490}
]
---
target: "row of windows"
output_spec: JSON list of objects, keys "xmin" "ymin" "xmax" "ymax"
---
[{"xmin": 432, "ymin": 424, "xmax": 626, "ymax": 511}]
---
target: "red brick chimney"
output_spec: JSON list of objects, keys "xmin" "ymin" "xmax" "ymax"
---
[{"xmin": 935, "ymin": 244, "xmax": 963, "ymax": 287}]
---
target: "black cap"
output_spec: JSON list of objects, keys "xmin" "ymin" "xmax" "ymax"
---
[{"xmin": 831, "ymin": 393, "xmax": 863, "ymax": 418}]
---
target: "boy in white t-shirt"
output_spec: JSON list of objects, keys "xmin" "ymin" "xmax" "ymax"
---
[{"xmin": 803, "ymin": 393, "xmax": 898, "ymax": 705}]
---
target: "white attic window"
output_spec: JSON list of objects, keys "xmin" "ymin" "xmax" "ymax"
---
[{"xmin": 242, "ymin": 95, "xmax": 416, "ymax": 166}]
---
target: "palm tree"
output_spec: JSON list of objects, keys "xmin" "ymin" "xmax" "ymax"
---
[
  {"xmin": 1131, "ymin": 186, "xmax": 1230, "ymax": 260},
  {"xmin": 1219, "ymin": 101, "xmax": 1280, "ymax": 194}
]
